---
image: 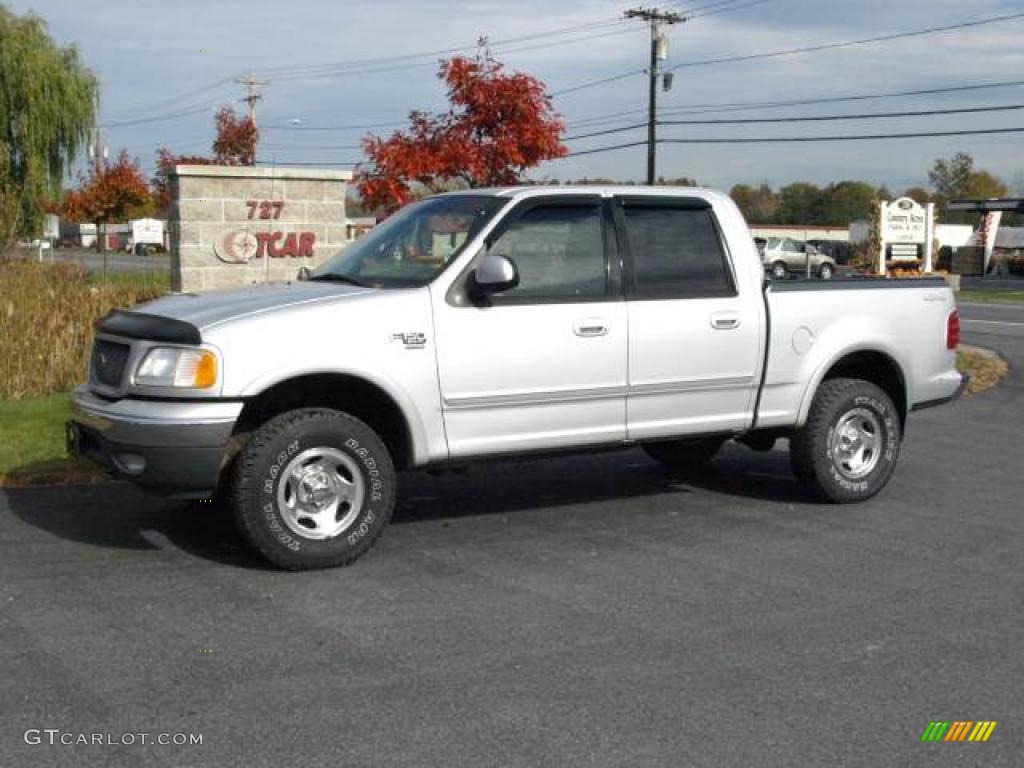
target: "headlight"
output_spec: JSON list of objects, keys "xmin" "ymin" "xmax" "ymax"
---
[{"xmin": 135, "ymin": 348, "xmax": 218, "ymax": 388}]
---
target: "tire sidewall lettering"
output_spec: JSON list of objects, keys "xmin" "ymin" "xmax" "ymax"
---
[
  {"xmin": 257, "ymin": 431, "xmax": 388, "ymax": 551},
  {"xmin": 825, "ymin": 392, "xmax": 899, "ymax": 494}
]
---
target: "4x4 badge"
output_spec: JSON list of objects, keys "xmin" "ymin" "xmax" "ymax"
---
[{"xmin": 391, "ymin": 332, "xmax": 427, "ymax": 350}]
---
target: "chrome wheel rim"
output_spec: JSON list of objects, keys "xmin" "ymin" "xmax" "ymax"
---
[
  {"xmin": 820, "ymin": 265, "xmax": 833, "ymax": 279},
  {"xmin": 772, "ymin": 263, "xmax": 786, "ymax": 279},
  {"xmin": 830, "ymin": 408, "xmax": 882, "ymax": 480},
  {"xmin": 276, "ymin": 447, "xmax": 364, "ymax": 540}
]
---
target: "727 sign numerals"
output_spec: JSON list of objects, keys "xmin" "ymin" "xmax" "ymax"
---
[{"xmin": 246, "ymin": 200, "xmax": 285, "ymax": 220}]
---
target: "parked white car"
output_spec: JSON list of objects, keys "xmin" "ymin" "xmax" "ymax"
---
[{"xmin": 69, "ymin": 186, "xmax": 964, "ymax": 569}]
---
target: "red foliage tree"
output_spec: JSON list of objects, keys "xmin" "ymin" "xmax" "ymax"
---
[
  {"xmin": 152, "ymin": 149, "xmax": 212, "ymax": 213},
  {"xmin": 358, "ymin": 55, "xmax": 567, "ymax": 212},
  {"xmin": 48, "ymin": 151, "xmax": 152, "ymax": 251},
  {"xmin": 212, "ymin": 106, "xmax": 259, "ymax": 166},
  {"xmin": 152, "ymin": 106, "xmax": 259, "ymax": 213}
]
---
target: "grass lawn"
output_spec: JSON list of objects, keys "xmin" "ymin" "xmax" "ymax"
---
[
  {"xmin": 0, "ymin": 344, "xmax": 1008, "ymax": 487},
  {"xmin": 0, "ymin": 393, "xmax": 106, "ymax": 486},
  {"xmin": 956, "ymin": 289, "xmax": 1024, "ymax": 304}
]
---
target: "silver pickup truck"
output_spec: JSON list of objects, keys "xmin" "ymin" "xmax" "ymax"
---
[{"xmin": 69, "ymin": 186, "xmax": 965, "ymax": 569}]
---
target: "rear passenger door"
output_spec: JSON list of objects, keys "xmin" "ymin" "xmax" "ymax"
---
[{"xmin": 615, "ymin": 196, "xmax": 762, "ymax": 439}]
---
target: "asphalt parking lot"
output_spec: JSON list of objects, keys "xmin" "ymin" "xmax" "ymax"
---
[
  {"xmin": 39, "ymin": 248, "xmax": 170, "ymax": 274},
  {"xmin": 1, "ymin": 304, "xmax": 1021, "ymax": 767}
]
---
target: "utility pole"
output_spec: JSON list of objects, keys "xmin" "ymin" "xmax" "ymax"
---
[
  {"xmin": 88, "ymin": 124, "xmax": 109, "ymax": 266},
  {"xmin": 624, "ymin": 7, "xmax": 685, "ymax": 185},
  {"xmin": 235, "ymin": 74, "xmax": 270, "ymax": 126}
]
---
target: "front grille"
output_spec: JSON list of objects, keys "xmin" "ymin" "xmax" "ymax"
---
[{"xmin": 92, "ymin": 340, "xmax": 131, "ymax": 388}]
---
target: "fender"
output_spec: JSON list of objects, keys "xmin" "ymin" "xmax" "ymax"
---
[
  {"xmin": 796, "ymin": 340, "xmax": 909, "ymax": 428},
  {"xmin": 238, "ymin": 365, "xmax": 438, "ymax": 466}
]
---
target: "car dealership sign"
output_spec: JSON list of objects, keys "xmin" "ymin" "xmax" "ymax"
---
[
  {"xmin": 170, "ymin": 165, "xmax": 352, "ymax": 292},
  {"xmin": 876, "ymin": 197, "xmax": 936, "ymax": 275},
  {"xmin": 882, "ymin": 197, "xmax": 928, "ymax": 244}
]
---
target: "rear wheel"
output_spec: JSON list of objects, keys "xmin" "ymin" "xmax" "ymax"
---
[
  {"xmin": 231, "ymin": 408, "xmax": 395, "ymax": 569},
  {"xmin": 643, "ymin": 437, "xmax": 725, "ymax": 471},
  {"xmin": 771, "ymin": 261, "xmax": 788, "ymax": 280},
  {"xmin": 790, "ymin": 378, "xmax": 901, "ymax": 502}
]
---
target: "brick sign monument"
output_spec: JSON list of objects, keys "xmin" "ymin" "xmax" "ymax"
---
[{"xmin": 169, "ymin": 165, "xmax": 352, "ymax": 292}]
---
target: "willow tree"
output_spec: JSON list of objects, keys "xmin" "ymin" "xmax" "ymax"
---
[{"xmin": 0, "ymin": 6, "xmax": 97, "ymax": 244}]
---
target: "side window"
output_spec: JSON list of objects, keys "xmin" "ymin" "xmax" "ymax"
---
[
  {"xmin": 620, "ymin": 203, "xmax": 736, "ymax": 299},
  {"xmin": 487, "ymin": 203, "xmax": 607, "ymax": 300}
]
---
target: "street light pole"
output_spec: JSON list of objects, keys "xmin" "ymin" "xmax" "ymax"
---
[{"xmin": 625, "ymin": 7, "xmax": 685, "ymax": 185}]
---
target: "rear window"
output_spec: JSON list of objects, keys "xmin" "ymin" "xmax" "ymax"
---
[{"xmin": 620, "ymin": 203, "xmax": 736, "ymax": 299}]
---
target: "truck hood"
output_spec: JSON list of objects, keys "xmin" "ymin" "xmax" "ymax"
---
[{"xmin": 134, "ymin": 281, "xmax": 370, "ymax": 330}]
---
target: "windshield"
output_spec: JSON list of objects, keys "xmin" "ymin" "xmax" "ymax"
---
[{"xmin": 312, "ymin": 195, "xmax": 507, "ymax": 288}]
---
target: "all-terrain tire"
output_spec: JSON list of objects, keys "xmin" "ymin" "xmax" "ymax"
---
[
  {"xmin": 790, "ymin": 378, "xmax": 901, "ymax": 503},
  {"xmin": 231, "ymin": 408, "xmax": 396, "ymax": 570}
]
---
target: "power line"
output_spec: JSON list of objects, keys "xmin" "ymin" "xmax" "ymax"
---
[
  {"xmin": 552, "ymin": 11, "xmax": 1024, "ymax": 98},
  {"xmin": 660, "ymin": 78, "xmax": 1024, "ymax": 116},
  {"xmin": 657, "ymin": 126, "xmax": 1024, "ymax": 143},
  {"xmin": 564, "ymin": 140, "xmax": 651, "ymax": 158},
  {"xmin": 270, "ymin": 102, "xmax": 1024, "ymax": 146},
  {"xmin": 566, "ymin": 77, "xmax": 1024, "ymax": 129},
  {"xmin": 682, "ymin": 0, "xmax": 774, "ymax": 19},
  {"xmin": 261, "ymin": 143, "xmax": 364, "ymax": 150},
  {"xmin": 254, "ymin": 159, "xmax": 364, "ymax": 166},
  {"xmin": 262, "ymin": 119, "xmax": 408, "ymax": 132},
  {"xmin": 256, "ymin": 19, "xmax": 629, "ymax": 82},
  {"xmin": 550, "ymin": 69, "xmax": 646, "ymax": 97},
  {"xmin": 102, "ymin": 78, "xmax": 235, "ymax": 122},
  {"xmin": 101, "ymin": 17, "xmax": 631, "ymax": 123},
  {"xmin": 258, "ymin": 79, "xmax": 1024, "ymax": 140},
  {"xmin": 565, "ymin": 122, "xmax": 650, "ymax": 141},
  {"xmin": 666, "ymin": 10, "xmax": 1024, "ymax": 72},
  {"xmin": 555, "ymin": 125, "xmax": 1024, "ymax": 156},
  {"xmin": 657, "ymin": 102, "xmax": 1024, "ymax": 126},
  {"xmin": 102, "ymin": 105, "xmax": 213, "ymax": 129}
]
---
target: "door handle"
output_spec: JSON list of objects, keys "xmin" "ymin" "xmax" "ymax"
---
[
  {"xmin": 710, "ymin": 312, "xmax": 741, "ymax": 330},
  {"xmin": 574, "ymin": 318, "xmax": 610, "ymax": 337}
]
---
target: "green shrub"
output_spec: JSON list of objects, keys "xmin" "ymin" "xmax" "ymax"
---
[{"xmin": 0, "ymin": 258, "xmax": 168, "ymax": 399}]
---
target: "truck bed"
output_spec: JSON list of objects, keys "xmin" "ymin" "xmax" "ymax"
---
[{"xmin": 756, "ymin": 277, "xmax": 959, "ymax": 429}]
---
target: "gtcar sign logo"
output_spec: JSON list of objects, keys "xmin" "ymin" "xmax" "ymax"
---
[
  {"xmin": 214, "ymin": 228, "xmax": 317, "ymax": 264},
  {"xmin": 215, "ymin": 229, "xmax": 259, "ymax": 264}
]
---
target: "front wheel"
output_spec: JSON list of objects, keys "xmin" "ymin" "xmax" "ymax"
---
[
  {"xmin": 231, "ymin": 408, "xmax": 396, "ymax": 570},
  {"xmin": 819, "ymin": 262, "xmax": 834, "ymax": 280},
  {"xmin": 790, "ymin": 378, "xmax": 901, "ymax": 502},
  {"xmin": 770, "ymin": 261, "xmax": 788, "ymax": 280}
]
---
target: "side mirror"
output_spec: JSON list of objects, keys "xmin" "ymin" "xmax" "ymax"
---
[
  {"xmin": 296, "ymin": 266, "xmax": 312, "ymax": 281},
  {"xmin": 471, "ymin": 254, "xmax": 519, "ymax": 294}
]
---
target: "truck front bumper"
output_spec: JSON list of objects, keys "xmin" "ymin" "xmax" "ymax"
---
[{"xmin": 67, "ymin": 386, "xmax": 243, "ymax": 497}]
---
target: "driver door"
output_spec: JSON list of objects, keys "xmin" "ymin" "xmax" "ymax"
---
[{"xmin": 431, "ymin": 196, "xmax": 628, "ymax": 459}]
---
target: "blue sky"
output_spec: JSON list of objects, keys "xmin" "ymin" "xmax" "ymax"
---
[{"xmin": 8, "ymin": 0, "xmax": 1024, "ymax": 192}]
